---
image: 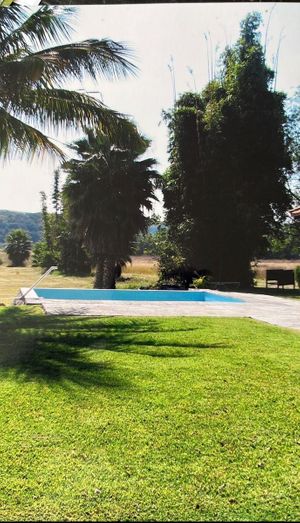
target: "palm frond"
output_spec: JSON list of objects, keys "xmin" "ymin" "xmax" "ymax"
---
[
  {"xmin": 136, "ymin": 157, "xmax": 158, "ymax": 169},
  {"xmin": 0, "ymin": 107, "xmax": 64, "ymax": 160},
  {"xmin": 0, "ymin": 55, "xmax": 48, "ymax": 87},
  {"xmin": 6, "ymin": 88, "xmax": 129, "ymax": 137},
  {"xmin": 0, "ymin": 5, "xmax": 25, "ymax": 43},
  {"xmin": 33, "ymin": 38, "xmax": 138, "ymax": 83},
  {"xmin": 69, "ymin": 121, "xmax": 148, "ymax": 156},
  {"xmin": 0, "ymin": 39, "xmax": 137, "ymax": 90},
  {"xmin": 0, "ymin": 6, "xmax": 75, "ymax": 58},
  {"xmin": 0, "ymin": 7, "xmax": 138, "ymax": 161}
]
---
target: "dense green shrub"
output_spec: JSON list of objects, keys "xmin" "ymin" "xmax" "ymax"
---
[
  {"xmin": 264, "ymin": 222, "xmax": 300, "ymax": 259},
  {"xmin": 32, "ymin": 241, "xmax": 58, "ymax": 269},
  {"xmin": 156, "ymin": 228, "xmax": 185, "ymax": 284}
]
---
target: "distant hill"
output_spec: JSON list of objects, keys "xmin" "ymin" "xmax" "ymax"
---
[{"xmin": 0, "ymin": 210, "xmax": 42, "ymax": 244}]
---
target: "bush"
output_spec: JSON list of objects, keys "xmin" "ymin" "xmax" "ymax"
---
[
  {"xmin": 295, "ymin": 266, "xmax": 300, "ymax": 288},
  {"xmin": 193, "ymin": 276, "xmax": 208, "ymax": 289},
  {"xmin": 32, "ymin": 241, "xmax": 58, "ymax": 269},
  {"xmin": 156, "ymin": 228, "xmax": 186, "ymax": 283}
]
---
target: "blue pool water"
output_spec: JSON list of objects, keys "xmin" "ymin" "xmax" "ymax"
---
[{"xmin": 34, "ymin": 288, "xmax": 243, "ymax": 303}]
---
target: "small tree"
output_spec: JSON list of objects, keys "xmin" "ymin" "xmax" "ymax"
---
[
  {"xmin": 32, "ymin": 191, "xmax": 60, "ymax": 269},
  {"xmin": 5, "ymin": 229, "xmax": 32, "ymax": 266},
  {"xmin": 32, "ymin": 178, "xmax": 91, "ymax": 274}
]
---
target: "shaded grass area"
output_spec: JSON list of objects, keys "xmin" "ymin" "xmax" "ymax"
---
[{"xmin": 0, "ymin": 307, "xmax": 299, "ymax": 521}]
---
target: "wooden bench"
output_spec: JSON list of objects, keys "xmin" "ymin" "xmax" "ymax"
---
[{"xmin": 266, "ymin": 269, "xmax": 295, "ymax": 289}]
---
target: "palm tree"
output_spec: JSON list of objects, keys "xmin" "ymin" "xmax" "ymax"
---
[
  {"xmin": 5, "ymin": 228, "xmax": 32, "ymax": 266},
  {"xmin": 0, "ymin": 5, "xmax": 137, "ymax": 160},
  {"xmin": 62, "ymin": 128, "xmax": 160, "ymax": 288}
]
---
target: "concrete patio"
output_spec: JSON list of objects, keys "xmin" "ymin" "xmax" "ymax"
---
[{"xmin": 39, "ymin": 290, "xmax": 300, "ymax": 331}]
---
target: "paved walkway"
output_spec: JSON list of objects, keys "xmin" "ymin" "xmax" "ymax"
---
[{"xmin": 40, "ymin": 290, "xmax": 300, "ymax": 331}]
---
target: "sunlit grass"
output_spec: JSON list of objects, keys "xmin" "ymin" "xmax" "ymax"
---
[{"xmin": 0, "ymin": 308, "xmax": 299, "ymax": 521}]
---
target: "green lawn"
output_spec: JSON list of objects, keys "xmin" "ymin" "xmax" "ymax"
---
[{"xmin": 0, "ymin": 307, "xmax": 299, "ymax": 521}]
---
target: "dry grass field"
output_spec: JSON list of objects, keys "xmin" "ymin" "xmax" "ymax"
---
[
  {"xmin": 0, "ymin": 266, "xmax": 92, "ymax": 306},
  {"xmin": 252, "ymin": 258, "xmax": 300, "ymax": 276},
  {"xmin": 252, "ymin": 259, "xmax": 300, "ymax": 286},
  {"xmin": 0, "ymin": 251, "xmax": 299, "ymax": 305},
  {"xmin": 118, "ymin": 255, "xmax": 158, "ymax": 289},
  {"xmin": 0, "ymin": 254, "xmax": 159, "ymax": 305},
  {"xmin": 122, "ymin": 255, "xmax": 158, "ymax": 276}
]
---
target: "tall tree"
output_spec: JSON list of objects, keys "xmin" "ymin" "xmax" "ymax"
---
[
  {"xmin": 163, "ymin": 13, "xmax": 293, "ymax": 287},
  {"xmin": 0, "ymin": 5, "xmax": 136, "ymax": 159},
  {"xmin": 62, "ymin": 128, "xmax": 159, "ymax": 288},
  {"xmin": 286, "ymin": 87, "xmax": 300, "ymax": 200}
]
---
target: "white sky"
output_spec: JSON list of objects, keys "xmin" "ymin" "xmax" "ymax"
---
[{"xmin": 1, "ymin": 2, "xmax": 300, "ymax": 214}]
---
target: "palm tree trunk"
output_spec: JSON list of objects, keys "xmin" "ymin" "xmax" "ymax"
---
[
  {"xmin": 103, "ymin": 257, "xmax": 116, "ymax": 289},
  {"xmin": 94, "ymin": 257, "xmax": 105, "ymax": 288}
]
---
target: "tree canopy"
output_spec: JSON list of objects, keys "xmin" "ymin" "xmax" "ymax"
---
[
  {"xmin": 163, "ymin": 12, "xmax": 293, "ymax": 287},
  {"xmin": 62, "ymin": 127, "xmax": 160, "ymax": 288}
]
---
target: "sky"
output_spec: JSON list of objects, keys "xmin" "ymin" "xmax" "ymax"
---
[{"xmin": 1, "ymin": 1, "xmax": 300, "ymax": 214}]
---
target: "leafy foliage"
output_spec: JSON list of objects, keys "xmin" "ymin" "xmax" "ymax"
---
[
  {"xmin": 263, "ymin": 221, "xmax": 300, "ymax": 259},
  {"xmin": 32, "ymin": 178, "xmax": 91, "ymax": 275},
  {"xmin": 163, "ymin": 13, "xmax": 293, "ymax": 287},
  {"xmin": 32, "ymin": 240, "xmax": 56, "ymax": 270},
  {"xmin": 285, "ymin": 89, "xmax": 300, "ymax": 204},
  {"xmin": 132, "ymin": 231, "xmax": 158, "ymax": 256},
  {"xmin": 5, "ymin": 228, "xmax": 32, "ymax": 266},
  {"xmin": 132, "ymin": 216, "xmax": 162, "ymax": 255},
  {"xmin": 58, "ymin": 226, "xmax": 91, "ymax": 276},
  {"xmin": 32, "ymin": 191, "xmax": 60, "ymax": 269}
]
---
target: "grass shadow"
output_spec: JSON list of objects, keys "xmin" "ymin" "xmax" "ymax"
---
[
  {"xmin": 0, "ymin": 307, "xmax": 128, "ymax": 389},
  {"xmin": 0, "ymin": 307, "xmax": 231, "ymax": 386}
]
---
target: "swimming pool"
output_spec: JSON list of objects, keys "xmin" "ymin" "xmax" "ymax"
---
[{"xmin": 32, "ymin": 288, "xmax": 243, "ymax": 303}]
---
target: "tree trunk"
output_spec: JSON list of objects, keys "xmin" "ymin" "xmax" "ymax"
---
[
  {"xmin": 103, "ymin": 257, "xmax": 116, "ymax": 289},
  {"xmin": 94, "ymin": 257, "xmax": 105, "ymax": 288}
]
